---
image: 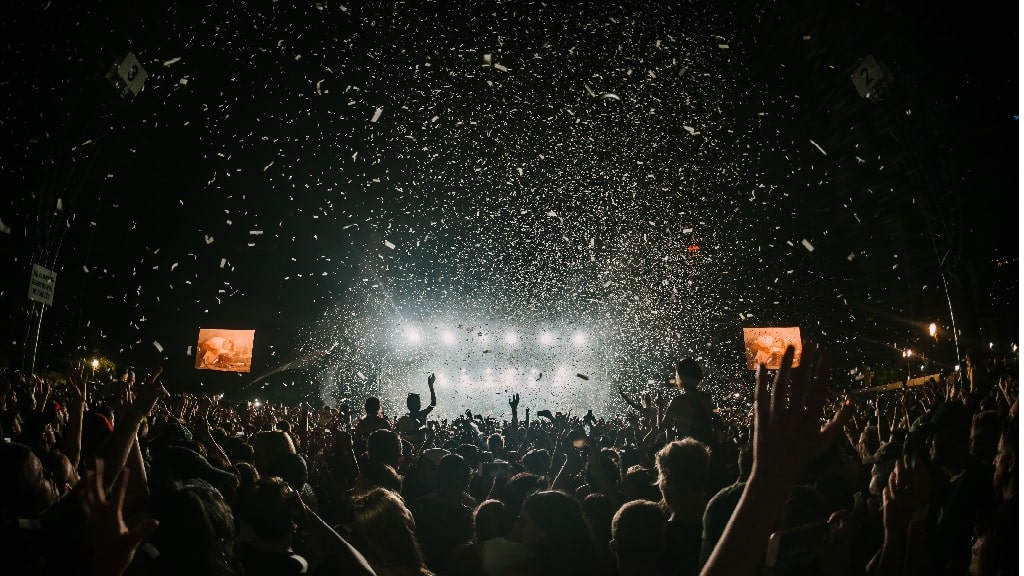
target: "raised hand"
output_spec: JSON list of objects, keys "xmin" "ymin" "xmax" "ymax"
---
[
  {"xmin": 67, "ymin": 363, "xmax": 89, "ymax": 405},
  {"xmin": 427, "ymin": 372, "xmax": 436, "ymax": 387},
  {"xmin": 132, "ymin": 367, "xmax": 169, "ymax": 416},
  {"xmin": 751, "ymin": 344, "xmax": 852, "ymax": 484},
  {"xmin": 79, "ymin": 459, "xmax": 160, "ymax": 576},
  {"xmin": 509, "ymin": 393, "xmax": 520, "ymax": 411},
  {"xmin": 881, "ymin": 455, "xmax": 931, "ymax": 531}
]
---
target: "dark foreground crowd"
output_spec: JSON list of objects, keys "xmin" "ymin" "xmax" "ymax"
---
[{"xmin": 0, "ymin": 344, "xmax": 1017, "ymax": 576}]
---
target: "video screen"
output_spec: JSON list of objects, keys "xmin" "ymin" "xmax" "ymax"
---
[
  {"xmin": 195, "ymin": 328, "xmax": 255, "ymax": 373},
  {"xmin": 742, "ymin": 327, "xmax": 802, "ymax": 370}
]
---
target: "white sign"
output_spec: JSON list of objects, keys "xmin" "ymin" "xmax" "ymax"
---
[{"xmin": 27, "ymin": 264, "xmax": 57, "ymax": 306}]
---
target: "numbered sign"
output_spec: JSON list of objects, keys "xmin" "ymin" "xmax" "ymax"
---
[
  {"xmin": 105, "ymin": 52, "xmax": 148, "ymax": 99},
  {"xmin": 851, "ymin": 55, "xmax": 894, "ymax": 101}
]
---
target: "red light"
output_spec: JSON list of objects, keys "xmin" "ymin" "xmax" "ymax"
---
[{"xmin": 687, "ymin": 244, "xmax": 701, "ymax": 252}]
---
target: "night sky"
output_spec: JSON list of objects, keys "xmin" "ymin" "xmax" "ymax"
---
[{"xmin": 1, "ymin": 0, "xmax": 1017, "ymax": 417}]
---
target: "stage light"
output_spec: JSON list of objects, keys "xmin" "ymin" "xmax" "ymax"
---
[
  {"xmin": 504, "ymin": 331, "xmax": 518, "ymax": 345},
  {"xmin": 572, "ymin": 332, "xmax": 587, "ymax": 345},
  {"xmin": 91, "ymin": 358, "xmax": 99, "ymax": 369},
  {"xmin": 928, "ymin": 323, "xmax": 937, "ymax": 337},
  {"xmin": 405, "ymin": 329, "xmax": 421, "ymax": 343},
  {"xmin": 442, "ymin": 331, "xmax": 456, "ymax": 345},
  {"xmin": 253, "ymin": 399, "xmax": 262, "ymax": 408},
  {"xmin": 539, "ymin": 332, "xmax": 554, "ymax": 345}
]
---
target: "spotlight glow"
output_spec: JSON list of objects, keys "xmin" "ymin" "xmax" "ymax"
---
[
  {"xmin": 442, "ymin": 331, "xmax": 456, "ymax": 345},
  {"xmin": 572, "ymin": 332, "xmax": 587, "ymax": 345},
  {"xmin": 405, "ymin": 329, "xmax": 421, "ymax": 343},
  {"xmin": 504, "ymin": 331, "xmax": 518, "ymax": 345},
  {"xmin": 539, "ymin": 332, "xmax": 554, "ymax": 345},
  {"xmin": 91, "ymin": 358, "xmax": 100, "ymax": 369}
]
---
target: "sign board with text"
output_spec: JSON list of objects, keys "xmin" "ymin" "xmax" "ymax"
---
[{"xmin": 27, "ymin": 264, "xmax": 57, "ymax": 306}]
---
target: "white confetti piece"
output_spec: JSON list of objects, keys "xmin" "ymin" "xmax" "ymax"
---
[
  {"xmin": 0, "ymin": 216, "xmax": 10, "ymax": 234},
  {"xmin": 153, "ymin": 341, "xmax": 164, "ymax": 353},
  {"xmin": 219, "ymin": 258, "xmax": 227, "ymax": 268},
  {"xmin": 383, "ymin": 239, "xmax": 396, "ymax": 249},
  {"xmin": 163, "ymin": 57, "xmax": 181, "ymax": 66},
  {"xmin": 179, "ymin": 78, "xmax": 188, "ymax": 86},
  {"xmin": 847, "ymin": 253, "xmax": 855, "ymax": 261},
  {"xmin": 82, "ymin": 265, "xmax": 89, "ymax": 273},
  {"xmin": 371, "ymin": 107, "xmax": 383, "ymax": 123},
  {"xmin": 600, "ymin": 92, "xmax": 620, "ymax": 100},
  {"xmin": 56, "ymin": 198, "xmax": 63, "ymax": 211},
  {"xmin": 204, "ymin": 235, "xmax": 215, "ymax": 244},
  {"xmin": 187, "ymin": 346, "xmax": 192, "ymax": 355},
  {"xmin": 718, "ymin": 44, "xmax": 729, "ymax": 49},
  {"xmin": 801, "ymin": 239, "xmax": 814, "ymax": 252},
  {"xmin": 493, "ymin": 62, "xmax": 508, "ymax": 72},
  {"xmin": 809, "ymin": 139, "xmax": 827, "ymax": 155},
  {"xmin": 482, "ymin": 54, "xmax": 492, "ymax": 65},
  {"xmin": 250, "ymin": 230, "xmax": 263, "ymax": 236}
]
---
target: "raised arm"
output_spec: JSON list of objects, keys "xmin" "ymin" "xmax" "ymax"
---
[
  {"xmin": 509, "ymin": 393, "xmax": 520, "ymax": 430},
  {"xmin": 701, "ymin": 345, "xmax": 852, "ymax": 576},
  {"xmin": 96, "ymin": 368, "xmax": 169, "ymax": 491},
  {"xmin": 61, "ymin": 363, "xmax": 88, "ymax": 469}
]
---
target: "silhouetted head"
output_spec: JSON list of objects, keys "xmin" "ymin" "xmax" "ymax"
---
[
  {"xmin": 365, "ymin": 397, "xmax": 381, "ymax": 416},
  {"xmin": 675, "ymin": 357, "xmax": 703, "ymax": 389}
]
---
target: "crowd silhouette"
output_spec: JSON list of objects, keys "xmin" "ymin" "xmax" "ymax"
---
[{"xmin": 0, "ymin": 344, "xmax": 1017, "ymax": 575}]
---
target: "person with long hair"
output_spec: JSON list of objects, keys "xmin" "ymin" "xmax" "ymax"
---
[
  {"xmin": 504, "ymin": 490, "xmax": 598, "ymax": 576},
  {"xmin": 350, "ymin": 488, "xmax": 433, "ymax": 576}
]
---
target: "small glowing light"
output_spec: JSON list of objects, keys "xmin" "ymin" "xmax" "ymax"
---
[
  {"xmin": 442, "ymin": 331, "xmax": 455, "ymax": 345},
  {"xmin": 1012, "ymin": 344, "xmax": 1018, "ymax": 352},
  {"xmin": 572, "ymin": 332, "xmax": 587, "ymax": 345},
  {"xmin": 405, "ymin": 329, "xmax": 421, "ymax": 343},
  {"xmin": 954, "ymin": 364, "xmax": 961, "ymax": 372},
  {"xmin": 91, "ymin": 359, "xmax": 99, "ymax": 369},
  {"xmin": 905, "ymin": 349, "xmax": 913, "ymax": 357},
  {"xmin": 989, "ymin": 342, "xmax": 994, "ymax": 349},
  {"xmin": 539, "ymin": 332, "xmax": 554, "ymax": 345},
  {"xmin": 732, "ymin": 392, "xmax": 741, "ymax": 399},
  {"xmin": 928, "ymin": 323, "xmax": 937, "ymax": 337},
  {"xmin": 920, "ymin": 364, "xmax": 926, "ymax": 371},
  {"xmin": 504, "ymin": 331, "xmax": 518, "ymax": 345},
  {"xmin": 253, "ymin": 399, "xmax": 262, "ymax": 407}
]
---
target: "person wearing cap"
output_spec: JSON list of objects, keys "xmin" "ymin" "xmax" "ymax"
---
[{"xmin": 663, "ymin": 358, "xmax": 717, "ymax": 447}]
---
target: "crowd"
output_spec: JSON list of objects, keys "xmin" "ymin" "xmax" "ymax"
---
[{"xmin": 0, "ymin": 343, "xmax": 1017, "ymax": 575}]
